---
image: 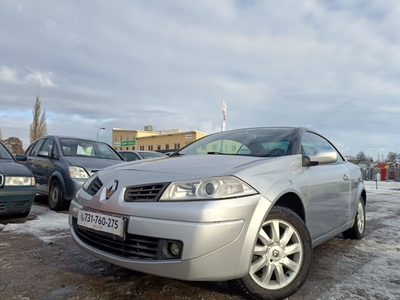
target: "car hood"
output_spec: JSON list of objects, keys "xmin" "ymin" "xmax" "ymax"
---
[
  {"xmin": 0, "ymin": 160, "xmax": 33, "ymax": 176},
  {"xmin": 95, "ymin": 154, "xmax": 298, "ymax": 189},
  {"xmin": 103, "ymin": 155, "xmax": 265, "ymax": 176},
  {"xmin": 64, "ymin": 156, "xmax": 125, "ymax": 174}
]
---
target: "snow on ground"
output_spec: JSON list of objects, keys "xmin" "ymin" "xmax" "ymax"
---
[
  {"xmin": 0, "ymin": 205, "xmax": 70, "ymax": 244},
  {"xmin": 316, "ymin": 180, "xmax": 400, "ymax": 300}
]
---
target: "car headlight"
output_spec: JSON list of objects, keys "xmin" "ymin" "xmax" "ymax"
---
[
  {"xmin": 5, "ymin": 176, "xmax": 35, "ymax": 186},
  {"xmin": 159, "ymin": 176, "xmax": 258, "ymax": 201},
  {"xmin": 69, "ymin": 166, "xmax": 89, "ymax": 179}
]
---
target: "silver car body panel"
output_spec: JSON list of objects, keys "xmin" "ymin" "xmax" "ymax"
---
[{"xmin": 69, "ymin": 151, "xmax": 364, "ymax": 280}]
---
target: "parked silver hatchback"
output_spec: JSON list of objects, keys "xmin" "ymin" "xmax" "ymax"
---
[{"xmin": 69, "ymin": 127, "xmax": 366, "ymax": 300}]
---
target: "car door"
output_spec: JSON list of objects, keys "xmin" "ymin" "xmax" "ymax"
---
[
  {"xmin": 24, "ymin": 138, "xmax": 47, "ymax": 193},
  {"xmin": 302, "ymin": 132, "xmax": 351, "ymax": 239},
  {"xmin": 39, "ymin": 138, "xmax": 59, "ymax": 193}
]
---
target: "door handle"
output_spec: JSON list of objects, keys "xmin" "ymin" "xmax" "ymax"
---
[{"xmin": 343, "ymin": 174, "xmax": 349, "ymax": 181}]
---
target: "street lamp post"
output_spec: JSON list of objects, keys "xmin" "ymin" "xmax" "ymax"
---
[{"xmin": 97, "ymin": 127, "xmax": 105, "ymax": 140}]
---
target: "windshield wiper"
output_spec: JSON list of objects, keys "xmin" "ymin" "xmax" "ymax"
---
[{"xmin": 207, "ymin": 151, "xmax": 225, "ymax": 155}]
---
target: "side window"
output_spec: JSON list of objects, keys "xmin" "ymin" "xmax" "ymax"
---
[
  {"xmin": 302, "ymin": 132, "xmax": 344, "ymax": 163},
  {"xmin": 25, "ymin": 142, "xmax": 35, "ymax": 155},
  {"xmin": 123, "ymin": 152, "xmax": 139, "ymax": 161},
  {"xmin": 41, "ymin": 138, "xmax": 54, "ymax": 156},
  {"xmin": 30, "ymin": 139, "xmax": 45, "ymax": 156}
]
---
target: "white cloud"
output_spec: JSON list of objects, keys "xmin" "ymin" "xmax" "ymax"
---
[
  {"xmin": 25, "ymin": 68, "xmax": 57, "ymax": 87},
  {"xmin": 1, "ymin": 1, "xmax": 400, "ymax": 158},
  {"xmin": 0, "ymin": 65, "xmax": 21, "ymax": 84}
]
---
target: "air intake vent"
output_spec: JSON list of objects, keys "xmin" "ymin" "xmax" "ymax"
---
[
  {"xmin": 124, "ymin": 183, "xmax": 168, "ymax": 202},
  {"xmin": 85, "ymin": 176, "xmax": 103, "ymax": 196}
]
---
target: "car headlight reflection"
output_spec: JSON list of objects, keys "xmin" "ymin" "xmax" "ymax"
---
[
  {"xmin": 69, "ymin": 166, "xmax": 89, "ymax": 179},
  {"xmin": 160, "ymin": 176, "xmax": 257, "ymax": 201},
  {"xmin": 5, "ymin": 176, "xmax": 35, "ymax": 186}
]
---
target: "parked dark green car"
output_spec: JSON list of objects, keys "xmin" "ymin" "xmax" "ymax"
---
[{"xmin": 0, "ymin": 142, "xmax": 36, "ymax": 218}]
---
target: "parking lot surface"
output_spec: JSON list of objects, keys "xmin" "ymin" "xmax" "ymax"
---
[{"xmin": 1, "ymin": 184, "xmax": 400, "ymax": 300}]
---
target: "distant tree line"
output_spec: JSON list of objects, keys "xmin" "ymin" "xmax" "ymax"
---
[
  {"xmin": 1, "ymin": 95, "xmax": 47, "ymax": 154},
  {"xmin": 346, "ymin": 151, "xmax": 400, "ymax": 164}
]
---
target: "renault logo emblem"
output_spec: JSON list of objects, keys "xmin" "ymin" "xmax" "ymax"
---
[
  {"xmin": 105, "ymin": 180, "xmax": 119, "ymax": 199},
  {"xmin": 272, "ymin": 249, "xmax": 280, "ymax": 258}
]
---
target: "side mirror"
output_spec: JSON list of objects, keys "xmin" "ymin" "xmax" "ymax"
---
[
  {"xmin": 303, "ymin": 150, "xmax": 338, "ymax": 167},
  {"xmin": 15, "ymin": 154, "xmax": 27, "ymax": 161},
  {"xmin": 38, "ymin": 150, "xmax": 50, "ymax": 157}
]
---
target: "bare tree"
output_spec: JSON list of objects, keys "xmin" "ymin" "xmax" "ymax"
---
[
  {"xmin": 30, "ymin": 95, "xmax": 47, "ymax": 142},
  {"xmin": 386, "ymin": 151, "xmax": 398, "ymax": 163},
  {"xmin": 4, "ymin": 137, "xmax": 24, "ymax": 154}
]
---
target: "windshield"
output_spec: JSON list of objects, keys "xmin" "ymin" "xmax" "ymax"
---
[
  {"xmin": 178, "ymin": 127, "xmax": 296, "ymax": 157},
  {"xmin": 60, "ymin": 138, "xmax": 122, "ymax": 160},
  {"xmin": 0, "ymin": 143, "xmax": 14, "ymax": 160}
]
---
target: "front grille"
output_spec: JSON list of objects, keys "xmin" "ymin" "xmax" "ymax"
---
[
  {"xmin": 10, "ymin": 200, "xmax": 29, "ymax": 207},
  {"xmin": 0, "ymin": 201, "xmax": 6, "ymax": 211},
  {"xmin": 85, "ymin": 176, "xmax": 103, "ymax": 196},
  {"xmin": 0, "ymin": 174, "xmax": 3, "ymax": 186},
  {"xmin": 73, "ymin": 217, "xmax": 179, "ymax": 260},
  {"xmin": 124, "ymin": 183, "xmax": 169, "ymax": 202}
]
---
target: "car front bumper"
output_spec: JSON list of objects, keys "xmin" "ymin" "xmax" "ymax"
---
[
  {"xmin": 69, "ymin": 193, "xmax": 272, "ymax": 281},
  {"xmin": 0, "ymin": 187, "xmax": 36, "ymax": 216}
]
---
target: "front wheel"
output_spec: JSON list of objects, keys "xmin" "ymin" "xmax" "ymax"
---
[
  {"xmin": 235, "ymin": 206, "xmax": 313, "ymax": 300},
  {"xmin": 48, "ymin": 180, "xmax": 68, "ymax": 211}
]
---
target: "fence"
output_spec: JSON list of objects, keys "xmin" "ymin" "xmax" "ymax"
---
[{"xmin": 361, "ymin": 167, "xmax": 400, "ymax": 182}]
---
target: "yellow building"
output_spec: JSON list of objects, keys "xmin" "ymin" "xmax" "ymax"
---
[{"xmin": 112, "ymin": 126, "xmax": 208, "ymax": 152}]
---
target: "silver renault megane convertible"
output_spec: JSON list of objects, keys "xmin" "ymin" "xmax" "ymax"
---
[{"xmin": 69, "ymin": 127, "xmax": 366, "ymax": 300}]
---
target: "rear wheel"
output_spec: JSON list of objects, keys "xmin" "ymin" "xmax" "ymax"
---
[
  {"xmin": 48, "ymin": 180, "xmax": 68, "ymax": 211},
  {"xmin": 342, "ymin": 196, "xmax": 365, "ymax": 239},
  {"xmin": 235, "ymin": 207, "xmax": 313, "ymax": 300}
]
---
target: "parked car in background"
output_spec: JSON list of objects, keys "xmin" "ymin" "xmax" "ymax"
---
[
  {"xmin": 17, "ymin": 136, "xmax": 125, "ymax": 211},
  {"xmin": 69, "ymin": 127, "xmax": 366, "ymax": 300},
  {"xmin": 119, "ymin": 150, "xmax": 167, "ymax": 161},
  {"xmin": 0, "ymin": 142, "xmax": 36, "ymax": 218}
]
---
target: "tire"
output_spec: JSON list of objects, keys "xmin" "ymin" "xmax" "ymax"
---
[
  {"xmin": 342, "ymin": 196, "xmax": 365, "ymax": 239},
  {"xmin": 235, "ymin": 206, "xmax": 313, "ymax": 300},
  {"xmin": 48, "ymin": 180, "xmax": 68, "ymax": 211}
]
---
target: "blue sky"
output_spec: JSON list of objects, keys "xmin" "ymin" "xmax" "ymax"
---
[{"xmin": 1, "ymin": 0, "xmax": 400, "ymax": 160}]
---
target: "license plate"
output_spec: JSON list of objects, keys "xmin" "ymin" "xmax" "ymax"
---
[{"xmin": 77, "ymin": 210, "xmax": 125, "ymax": 238}]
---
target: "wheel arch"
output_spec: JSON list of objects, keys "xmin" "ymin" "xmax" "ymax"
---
[
  {"xmin": 274, "ymin": 192, "xmax": 306, "ymax": 223},
  {"xmin": 48, "ymin": 171, "xmax": 67, "ymax": 195}
]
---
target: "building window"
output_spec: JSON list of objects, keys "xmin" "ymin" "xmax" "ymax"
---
[
  {"xmin": 119, "ymin": 136, "xmax": 122, "ymax": 141},
  {"xmin": 148, "ymin": 145, "xmax": 153, "ymax": 151},
  {"xmin": 212, "ymin": 143, "xmax": 218, "ymax": 151},
  {"xmin": 126, "ymin": 135, "xmax": 129, "ymax": 140},
  {"xmin": 174, "ymin": 143, "xmax": 180, "ymax": 149},
  {"xmin": 114, "ymin": 136, "xmax": 117, "ymax": 142},
  {"xmin": 157, "ymin": 145, "xmax": 161, "ymax": 151},
  {"xmin": 140, "ymin": 146, "xmax": 144, "ymax": 151},
  {"xmin": 232, "ymin": 145, "xmax": 237, "ymax": 152},
  {"xmin": 165, "ymin": 144, "xmax": 169, "ymax": 150},
  {"xmin": 132, "ymin": 146, "xmax": 135, "ymax": 150}
]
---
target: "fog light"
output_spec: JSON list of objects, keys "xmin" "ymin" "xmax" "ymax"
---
[{"xmin": 169, "ymin": 242, "xmax": 181, "ymax": 256}]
